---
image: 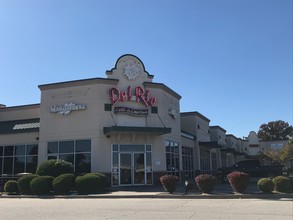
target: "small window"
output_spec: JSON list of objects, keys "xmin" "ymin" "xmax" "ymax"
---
[
  {"xmin": 198, "ymin": 124, "xmax": 200, "ymax": 129},
  {"xmin": 151, "ymin": 106, "xmax": 158, "ymax": 114},
  {"xmin": 112, "ymin": 144, "xmax": 118, "ymax": 152},
  {"xmin": 146, "ymin": 145, "xmax": 151, "ymax": 152}
]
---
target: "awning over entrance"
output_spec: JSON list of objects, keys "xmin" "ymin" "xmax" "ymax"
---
[
  {"xmin": 199, "ymin": 141, "xmax": 225, "ymax": 149},
  {"xmin": 103, "ymin": 126, "xmax": 171, "ymax": 136}
]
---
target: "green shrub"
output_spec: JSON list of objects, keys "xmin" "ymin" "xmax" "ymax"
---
[
  {"xmin": 272, "ymin": 176, "xmax": 290, "ymax": 193},
  {"xmin": 159, "ymin": 175, "xmax": 178, "ymax": 194},
  {"xmin": 227, "ymin": 171, "xmax": 250, "ymax": 193},
  {"xmin": 257, "ymin": 178, "xmax": 274, "ymax": 193},
  {"xmin": 75, "ymin": 174, "xmax": 106, "ymax": 194},
  {"xmin": 36, "ymin": 159, "xmax": 74, "ymax": 177},
  {"xmin": 84, "ymin": 173, "xmax": 108, "ymax": 189},
  {"xmin": 30, "ymin": 176, "xmax": 54, "ymax": 195},
  {"xmin": 18, "ymin": 174, "xmax": 39, "ymax": 194},
  {"xmin": 195, "ymin": 174, "xmax": 216, "ymax": 194},
  {"xmin": 52, "ymin": 173, "xmax": 75, "ymax": 195},
  {"xmin": 4, "ymin": 180, "xmax": 19, "ymax": 194}
]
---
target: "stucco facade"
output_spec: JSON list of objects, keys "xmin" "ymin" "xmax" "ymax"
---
[{"xmin": 0, "ymin": 54, "xmax": 290, "ymax": 188}]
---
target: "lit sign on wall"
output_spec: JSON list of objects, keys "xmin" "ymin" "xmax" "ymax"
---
[
  {"xmin": 114, "ymin": 107, "xmax": 148, "ymax": 117},
  {"xmin": 50, "ymin": 103, "xmax": 86, "ymax": 115},
  {"xmin": 110, "ymin": 86, "xmax": 156, "ymax": 107}
]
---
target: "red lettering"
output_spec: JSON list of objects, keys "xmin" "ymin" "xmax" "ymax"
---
[
  {"xmin": 110, "ymin": 86, "xmax": 156, "ymax": 107},
  {"xmin": 110, "ymin": 88, "xmax": 120, "ymax": 105},
  {"xmin": 135, "ymin": 86, "xmax": 148, "ymax": 106},
  {"xmin": 145, "ymin": 90, "xmax": 150, "ymax": 102},
  {"xmin": 149, "ymin": 97, "xmax": 156, "ymax": 106},
  {"xmin": 127, "ymin": 86, "xmax": 132, "ymax": 100},
  {"xmin": 120, "ymin": 91, "xmax": 127, "ymax": 102}
]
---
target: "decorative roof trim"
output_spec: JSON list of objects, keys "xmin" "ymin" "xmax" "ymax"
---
[{"xmin": 39, "ymin": 77, "xmax": 118, "ymax": 91}]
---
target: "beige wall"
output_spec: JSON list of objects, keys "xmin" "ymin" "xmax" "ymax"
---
[{"xmin": 0, "ymin": 132, "xmax": 39, "ymax": 146}]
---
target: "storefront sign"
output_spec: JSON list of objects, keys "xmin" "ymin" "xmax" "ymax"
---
[
  {"xmin": 114, "ymin": 107, "xmax": 148, "ymax": 117},
  {"xmin": 50, "ymin": 103, "xmax": 86, "ymax": 115},
  {"xmin": 110, "ymin": 86, "xmax": 156, "ymax": 107}
]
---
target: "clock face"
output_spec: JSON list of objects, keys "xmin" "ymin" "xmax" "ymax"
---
[{"xmin": 123, "ymin": 63, "xmax": 141, "ymax": 81}]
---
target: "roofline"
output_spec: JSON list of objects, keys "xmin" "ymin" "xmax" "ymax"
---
[
  {"xmin": 210, "ymin": 125, "xmax": 227, "ymax": 133},
  {"xmin": 38, "ymin": 77, "xmax": 119, "ymax": 91},
  {"xmin": 226, "ymin": 134, "xmax": 238, "ymax": 139},
  {"xmin": 180, "ymin": 111, "xmax": 210, "ymax": 122},
  {"xmin": 0, "ymin": 103, "xmax": 40, "ymax": 111},
  {"xmin": 144, "ymin": 82, "xmax": 181, "ymax": 100}
]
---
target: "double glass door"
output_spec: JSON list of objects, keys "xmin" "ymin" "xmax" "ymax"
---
[{"xmin": 120, "ymin": 152, "xmax": 145, "ymax": 185}]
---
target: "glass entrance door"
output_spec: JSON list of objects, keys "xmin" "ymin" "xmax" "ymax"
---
[
  {"xmin": 120, "ymin": 153, "xmax": 132, "ymax": 185},
  {"xmin": 119, "ymin": 152, "xmax": 145, "ymax": 186},
  {"xmin": 133, "ymin": 153, "xmax": 145, "ymax": 185}
]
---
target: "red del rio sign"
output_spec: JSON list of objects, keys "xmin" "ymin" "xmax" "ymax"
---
[{"xmin": 110, "ymin": 86, "xmax": 156, "ymax": 107}]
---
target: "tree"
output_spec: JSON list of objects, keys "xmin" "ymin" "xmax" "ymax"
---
[
  {"xmin": 258, "ymin": 143, "xmax": 293, "ymax": 165},
  {"xmin": 280, "ymin": 143, "xmax": 293, "ymax": 162},
  {"xmin": 257, "ymin": 120, "xmax": 293, "ymax": 141}
]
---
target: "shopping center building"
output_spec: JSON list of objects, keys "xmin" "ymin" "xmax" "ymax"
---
[{"xmin": 0, "ymin": 54, "xmax": 290, "ymax": 187}]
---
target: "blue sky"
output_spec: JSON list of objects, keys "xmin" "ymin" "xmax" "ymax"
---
[{"xmin": 0, "ymin": 0, "xmax": 292, "ymax": 138}]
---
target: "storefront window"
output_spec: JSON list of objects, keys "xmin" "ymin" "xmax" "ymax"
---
[
  {"xmin": 221, "ymin": 153, "xmax": 227, "ymax": 168},
  {"xmin": 200, "ymin": 148, "xmax": 211, "ymax": 172},
  {"xmin": 48, "ymin": 142, "xmax": 58, "ymax": 153},
  {"xmin": 59, "ymin": 141, "xmax": 74, "ymax": 153},
  {"xmin": 165, "ymin": 140, "xmax": 180, "ymax": 178},
  {"xmin": 0, "ymin": 144, "xmax": 38, "ymax": 176},
  {"xmin": 182, "ymin": 146, "xmax": 194, "ymax": 179},
  {"xmin": 211, "ymin": 152, "xmax": 217, "ymax": 170},
  {"xmin": 47, "ymin": 139, "xmax": 91, "ymax": 174}
]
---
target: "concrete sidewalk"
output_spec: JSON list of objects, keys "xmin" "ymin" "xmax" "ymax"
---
[{"xmin": 1, "ymin": 183, "xmax": 292, "ymax": 200}]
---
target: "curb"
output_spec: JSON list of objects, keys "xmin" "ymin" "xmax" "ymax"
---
[{"xmin": 1, "ymin": 192, "xmax": 292, "ymax": 200}]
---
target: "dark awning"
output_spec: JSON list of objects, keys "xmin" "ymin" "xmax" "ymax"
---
[
  {"xmin": 199, "ymin": 141, "xmax": 225, "ymax": 149},
  {"xmin": 0, "ymin": 118, "xmax": 40, "ymax": 134},
  {"xmin": 103, "ymin": 126, "xmax": 171, "ymax": 136}
]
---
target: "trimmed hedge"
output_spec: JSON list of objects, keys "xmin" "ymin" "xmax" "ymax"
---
[
  {"xmin": 84, "ymin": 173, "xmax": 107, "ymax": 189},
  {"xmin": 18, "ymin": 174, "xmax": 39, "ymax": 194},
  {"xmin": 75, "ymin": 174, "xmax": 106, "ymax": 195},
  {"xmin": 195, "ymin": 174, "xmax": 216, "ymax": 194},
  {"xmin": 4, "ymin": 180, "xmax": 19, "ymax": 194},
  {"xmin": 52, "ymin": 173, "xmax": 75, "ymax": 195},
  {"xmin": 272, "ymin": 176, "xmax": 290, "ymax": 193},
  {"xmin": 257, "ymin": 178, "xmax": 274, "ymax": 193},
  {"xmin": 36, "ymin": 159, "xmax": 74, "ymax": 177},
  {"xmin": 30, "ymin": 176, "xmax": 54, "ymax": 195},
  {"xmin": 227, "ymin": 171, "xmax": 250, "ymax": 193},
  {"xmin": 159, "ymin": 175, "xmax": 178, "ymax": 194}
]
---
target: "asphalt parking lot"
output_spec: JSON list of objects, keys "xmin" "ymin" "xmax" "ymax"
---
[{"xmin": 0, "ymin": 198, "xmax": 292, "ymax": 220}]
